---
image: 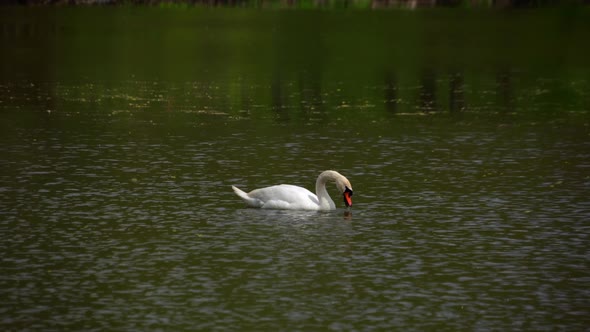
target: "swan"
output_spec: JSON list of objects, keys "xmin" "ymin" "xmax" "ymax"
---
[{"xmin": 231, "ymin": 170, "xmax": 353, "ymax": 211}]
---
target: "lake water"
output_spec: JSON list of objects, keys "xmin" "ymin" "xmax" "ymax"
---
[{"xmin": 1, "ymin": 6, "xmax": 589, "ymax": 331}]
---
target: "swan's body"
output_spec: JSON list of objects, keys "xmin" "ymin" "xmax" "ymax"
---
[{"xmin": 232, "ymin": 170, "xmax": 353, "ymax": 211}]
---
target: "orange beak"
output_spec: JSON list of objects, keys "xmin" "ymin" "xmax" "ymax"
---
[{"xmin": 343, "ymin": 188, "xmax": 353, "ymax": 207}]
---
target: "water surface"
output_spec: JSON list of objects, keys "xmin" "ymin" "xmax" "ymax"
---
[{"xmin": 1, "ymin": 7, "xmax": 589, "ymax": 331}]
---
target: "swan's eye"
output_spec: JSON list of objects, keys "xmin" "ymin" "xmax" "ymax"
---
[{"xmin": 344, "ymin": 187, "xmax": 353, "ymax": 196}]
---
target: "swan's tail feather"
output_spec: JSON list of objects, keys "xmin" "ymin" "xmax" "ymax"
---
[
  {"xmin": 232, "ymin": 185, "xmax": 249, "ymax": 200},
  {"xmin": 232, "ymin": 185, "xmax": 262, "ymax": 207}
]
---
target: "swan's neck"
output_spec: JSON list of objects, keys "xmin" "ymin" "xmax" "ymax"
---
[{"xmin": 315, "ymin": 171, "xmax": 338, "ymax": 210}]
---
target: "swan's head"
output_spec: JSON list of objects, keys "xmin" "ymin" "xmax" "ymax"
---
[
  {"xmin": 319, "ymin": 170, "xmax": 354, "ymax": 208},
  {"xmin": 336, "ymin": 177, "xmax": 353, "ymax": 208}
]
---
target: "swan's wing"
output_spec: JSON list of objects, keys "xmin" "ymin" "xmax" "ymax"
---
[{"xmin": 248, "ymin": 184, "xmax": 320, "ymax": 210}]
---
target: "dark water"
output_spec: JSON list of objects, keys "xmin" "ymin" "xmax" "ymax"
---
[{"xmin": 1, "ymin": 7, "xmax": 590, "ymax": 331}]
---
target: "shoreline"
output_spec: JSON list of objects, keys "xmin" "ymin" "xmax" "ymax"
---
[{"xmin": 3, "ymin": 0, "xmax": 585, "ymax": 9}]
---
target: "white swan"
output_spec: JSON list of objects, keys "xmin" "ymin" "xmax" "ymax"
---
[{"xmin": 232, "ymin": 170, "xmax": 353, "ymax": 211}]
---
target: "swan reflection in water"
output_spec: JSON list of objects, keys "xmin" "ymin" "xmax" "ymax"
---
[{"xmin": 343, "ymin": 210, "xmax": 353, "ymax": 220}]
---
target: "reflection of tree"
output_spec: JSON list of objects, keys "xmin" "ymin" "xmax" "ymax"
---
[
  {"xmin": 419, "ymin": 68, "xmax": 436, "ymax": 113},
  {"xmin": 384, "ymin": 70, "xmax": 397, "ymax": 114},
  {"xmin": 449, "ymin": 71, "xmax": 464, "ymax": 113},
  {"xmin": 270, "ymin": 10, "xmax": 326, "ymax": 123},
  {"xmin": 496, "ymin": 69, "xmax": 513, "ymax": 113},
  {"xmin": 271, "ymin": 71, "xmax": 289, "ymax": 122},
  {"xmin": 240, "ymin": 80, "xmax": 253, "ymax": 120},
  {"xmin": 298, "ymin": 70, "xmax": 325, "ymax": 123}
]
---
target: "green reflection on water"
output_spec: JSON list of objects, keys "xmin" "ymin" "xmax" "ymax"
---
[{"xmin": 1, "ymin": 7, "xmax": 589, "ymax": 121}]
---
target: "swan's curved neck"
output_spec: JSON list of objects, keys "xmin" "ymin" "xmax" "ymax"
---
[{"xmin": 315, "ymin": 171, "xmax": 340, "ymax": 210}]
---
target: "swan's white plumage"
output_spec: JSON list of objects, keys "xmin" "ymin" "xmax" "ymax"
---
[{"xmin": 232, "ymin": 170, "xmax": 352, "ymax": 211}]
